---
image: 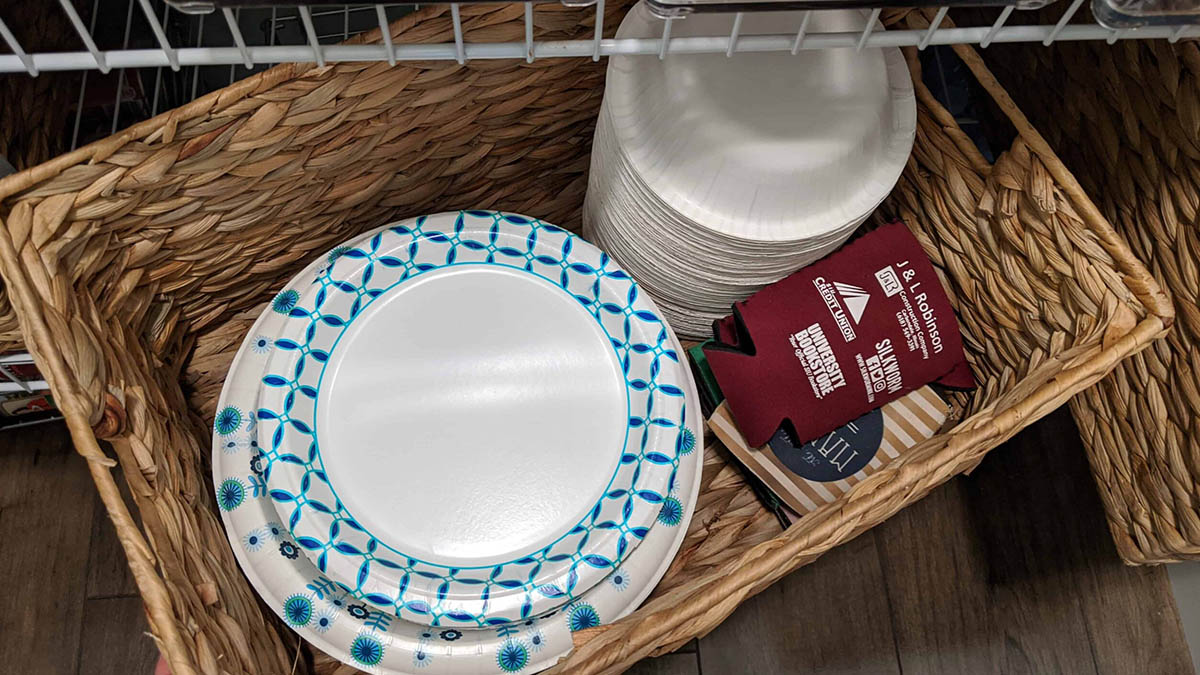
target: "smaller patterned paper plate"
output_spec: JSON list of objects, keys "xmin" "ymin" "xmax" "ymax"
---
[
  {"xmin": 212, "ymin": 213, "xmax": 703, "ymax": 674},
  {"xmin": 250, "ymin": 211, "xmax": 689, "ymax": 627}
]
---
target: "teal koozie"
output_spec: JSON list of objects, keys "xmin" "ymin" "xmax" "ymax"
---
[{"xmin": 686, "ymin": 341, "xmax": 723, "ymax": 415}]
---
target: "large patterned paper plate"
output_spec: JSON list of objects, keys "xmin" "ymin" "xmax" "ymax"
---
[
  {"xmin": 211, "ymin": 215, "xmax": 703, "ymax": 673},
  {"xmin": 240, "ymin": 211, "xmax": 690, "ymax": 628}
]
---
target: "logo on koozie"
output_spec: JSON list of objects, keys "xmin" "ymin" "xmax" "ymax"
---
[{"xmin": 833, "ymin": 282, "xmax": 870, "ymax": 324}]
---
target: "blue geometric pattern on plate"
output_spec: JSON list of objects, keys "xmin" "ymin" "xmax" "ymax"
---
[{"xmin": 255, "ymin": 211, "xmax": 688, "ymax": 627}]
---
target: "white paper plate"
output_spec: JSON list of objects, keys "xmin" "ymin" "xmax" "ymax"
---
[
  {"xmin": 605, "ymin": 4, "xmax": 916, "ymax": 243},
  {"xmin": 583, "ymin": 5, "xmax": 915, "ymax": 338},
  {"xmin": 212, "ymin": 211, "xmax": 704, "ymax": 674}
]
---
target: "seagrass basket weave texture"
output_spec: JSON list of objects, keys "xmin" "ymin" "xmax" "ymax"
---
[
  {"xmin": 979, "ymin": 36, "xmax": 1200, "ymax": 564},
  {"xmin": 0, "ymin": 1, "xmax": 82, "ymax": 353},
  {"xmin": 0, "ymin": 5, "xmax": 1173, "ymax": 674}
]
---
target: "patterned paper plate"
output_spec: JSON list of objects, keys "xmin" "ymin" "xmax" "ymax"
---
[
  {"xmin": 246, "ymin": 211, "xmax": 688, "ymax": 626},
  {"xmin": 212, "ymin": 211, "xmax": 703, "ymax": 673}
]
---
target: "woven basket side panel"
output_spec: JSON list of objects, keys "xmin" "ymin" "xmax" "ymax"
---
[
  {"xmin": 0, "ymin": 1, "xmax": 628, "ymax": 428},
  {"xmin": 110, "ymin": 319, "xmax": 298, "ymax": 673},
  {"xmin": 0, "ymin": 209, "xmax": 299, "ymax": 670},
  {"xmin": 982, "ymin": 38, "xmax": 1200, "ymax": 563},
  {"xmin": 0, "ymin": 3, "xmax": 81, "ymax": 352}
]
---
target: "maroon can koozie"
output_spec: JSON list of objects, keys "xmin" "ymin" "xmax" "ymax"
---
[{"xmin": 703, "ymin": 221, "xmax": 974, "ymax": 448}]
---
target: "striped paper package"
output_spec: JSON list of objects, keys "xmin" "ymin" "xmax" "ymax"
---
[{"xmin": 708, "ymin": 387, "xmax": 949, "ymax": 516}]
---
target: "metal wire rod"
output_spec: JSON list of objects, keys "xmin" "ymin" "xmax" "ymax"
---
[
  {"xmin": 299, "ymin": 6, "xmax": 326, "ymax": 66},
  {"xmin": 451, "ymin": 3, "xmax": 466, "ymax": 63},
  {"xmin": 593, "ymin": 0, "xmax": 606, "ymax": 61},
  {"xmin": 271, "ymin": 3, "xmax": 375, "ymax": 28},
  {"xmin": 6, "ymin": 23, "xmax": 1200, "ymax": 73},
  {"xmin": 0, "ymin": 365, "xmax": 32, "ymax": 394},
  {"xmin": 857, "ymin": 8, "xmax": 881, "ymax": 51},
  {"xmin": 112, "ymin": 0, "xmax": 136, "ymax": 134},
  {"xmin": 223, "ymin": 7, "xmax": 253, "ymax": 69},
  {"xmin": 1045, "ymin": 0, "xmax": 1085, "ymax": 45},
  {"xmin": 377, "ymin": 4, "xmax": 396, "ymax": 66},
  {"xmin": 919, "ymin": 6, "xmax": 949, "ymax": 50},
  {"xmin": 151, "ymin": 2, "xmax": 170, "ymax": 116},
  {"xmin": 790, "ymin": 10, "xmax": 812, "ymax": 54},
  {"xmin": 525, "ymin": 2, "xmax": 535, "ymax": 62},
  {"xmin": 58, "ymin": 0, "xmax": 108, "ymax": 73},
  {"xmin": 0, "ymin": 380, "xmax": 46, "ymax": 395},
  {"xmin": 726, "ymin": 12, "xmax": 743, "ymax": 57},
  {"xmin": 0, "ymin": 19, "xmax": 37, "ymax": 76},
  {"xmin": 140, "ymin": 0, "xmax": 180, "ymax": 71},
  {"xmin": 658, "ymin": 16, "xmax": 673, "ymax": 59},
  {"xmin": 981, "ymin": 5, "xmax": 1014, "ymax": 48},
  {"xmin": 191, "ymin": 11, "xmax": 206, "ymax": 101},
  {"xmin": 69, "ymin": 0, "xmax": 103, "ymax": 150}
]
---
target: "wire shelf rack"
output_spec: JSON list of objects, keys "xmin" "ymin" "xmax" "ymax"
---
[
  {"xmin": 2, "ymin": 1, "xmax": 1197, "ymax": 80},
  {"xmin": 0, "ymin": 353, "xmax": 48, "ymax": 395},
  {"xmin": 0, "ymin": 1, "xmax": 1194, "ymax": 156}
]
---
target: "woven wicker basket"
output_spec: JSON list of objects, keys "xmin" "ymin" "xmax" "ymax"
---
[
  {"xmin": 978, "ymin": 35, "xmax": 1200, "ymax": 564},
  {"xmin": 0, "ymin": 5, "xmax": 1172, "ymax": 674}
]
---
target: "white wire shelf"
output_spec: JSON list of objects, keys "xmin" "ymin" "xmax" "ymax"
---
[
  {"xmin": 1, "ymin": 0, "xmax": 1198, "ymax": 153},
  {"xmin": 0, "ymin": 352, "xmax": 61, "ymax": 429},
  {"xmin": 0, "ymin": 353, "xmax": 49, "ymax": 395},
  {"xmin": 0, "ymin": 1, "xmax": 1197, "ymax": 77}
]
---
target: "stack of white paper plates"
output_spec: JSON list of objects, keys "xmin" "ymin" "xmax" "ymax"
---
[
  {"xmin": 213, "ymin": 211, "xmax": 703, "ymax": 674},
  {"xmin": 584, "ymin": 4, "xmax": 916, "ymax": 337}
]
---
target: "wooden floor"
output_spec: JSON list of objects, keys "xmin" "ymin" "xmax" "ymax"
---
[{"xmin": 0, "ymin": 407, "xmax": 1192, "ymax": 675}]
